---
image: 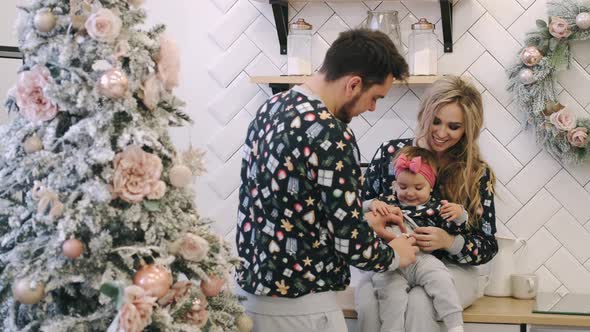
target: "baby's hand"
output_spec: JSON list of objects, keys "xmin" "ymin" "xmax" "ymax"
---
[
  {"xmin": 440, "ymin": 200, "xmax": 464, "ymax": 221},
  {"xmin": 370, "ymin": 199, "xmax": 398, "ymax": 217}
]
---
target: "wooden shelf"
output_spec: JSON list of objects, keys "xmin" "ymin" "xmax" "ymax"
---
[{"xmin": 250, "ymin": 75, "xmax": 443, "ymax": 85}]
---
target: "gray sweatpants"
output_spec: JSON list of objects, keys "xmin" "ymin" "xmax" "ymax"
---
[
  {"xmin": 356, "ymin": 259, "xmax": 480, "ymax": 332},
  {"xmin": 236, "ymin": 287, "xmax": 348, "ymax": 332},
  {"xmin": 371, "ymin": 253, "xmax": 463, "ymax": 332}
]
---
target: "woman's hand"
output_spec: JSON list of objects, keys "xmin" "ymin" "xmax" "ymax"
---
[
  {"xmin": 440, "ymin": 200, "xmax": 463, "ymax": 221},
  {"xmin": 411, "ymin": 226, "xmax": 455, "ymax": 252},
  {"xmin": 370, "ymin": 199, "xmax": 398, "ymax": 216}
]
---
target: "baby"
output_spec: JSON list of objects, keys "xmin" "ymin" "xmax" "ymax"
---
[{"xmin": 364, "ymin": 146, "xmax": 466, "ymax": 332}]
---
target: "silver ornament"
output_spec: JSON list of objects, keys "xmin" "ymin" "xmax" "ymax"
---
[
  {"xmin": 520, "ymin": 46, "xmax": 542, "ymax": 67},
  {"xmin": 97, "ymin": 69, "xmax": 128, "ymax": 98},
  {"xmin": 13, "ymin": 278, "xmax": 45, "ymax": 304},
  {"xmin": 576, "ymin": 12, "xmax": 590, "ymax": 30},
  {"xmin": 23, "ymin": 134, "xmax": 43, "ymax": 154},
  {"xmin": 34, "ymin": 9, "xmax": 57, "ymax": 33},
  {"xmin": 518, "ymin": 68, "xmax": 535, "ymax": 85}
]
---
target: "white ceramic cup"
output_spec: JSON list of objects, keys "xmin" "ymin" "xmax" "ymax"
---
[{"xmin": 511, "ymin": 273, "xmax": 538, "ymax": 299}]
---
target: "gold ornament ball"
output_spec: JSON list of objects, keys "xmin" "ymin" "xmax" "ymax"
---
[
  {"xmin": 23, "ymin": 134, "xmax": 43, "ymax": 154},
  {"xmin": 34, "ymin": 9, "xmax": 57, "ymax": 33},
  {"xmin": 200, "ymin": 275, "xmax": 225, "ymax": 297},
  {"xmin": 520, "ymin": 46, "xmax": 542, "ymax": 67},
  {"xmin": 62, "ymin": 239, "xmax": 84, "ymax": 259},
  {"xmin": 236, "ymin": 314, "xmax": 254, "ymax": 332},
  {"xmin": 97, "ymin": 69, "xmax": 129, "ymax": 99},
  {"xmin": 169, "ymin": 164, "xmax": 193, "ymax": 188},
  {"xmin": 133, "ymin": 264, "xmax": 173, "ymax": 298},
  {"xmin": 12, "ymin": 278, "xmax": 45, "ymax": 304},
  {"xmin": 576, "ymin": 12, "xmax": 590, "ymax": 30}
]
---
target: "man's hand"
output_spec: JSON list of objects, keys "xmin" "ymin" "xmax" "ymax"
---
[
  {"xmin": 440, "ymin": 200, "xmax": 463, "ymax": 221},
  {"xmin": 388, "ymin": 236, "xmax": 419, "ymax": 268},
  {"xmin": 366, "ymin": 212, "xmax": 397, "ymax": 242}
]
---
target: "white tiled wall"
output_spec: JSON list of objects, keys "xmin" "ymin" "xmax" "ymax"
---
[{"xmin": 1, "ymin": 0, "xmax": 590, "ymax": 299}]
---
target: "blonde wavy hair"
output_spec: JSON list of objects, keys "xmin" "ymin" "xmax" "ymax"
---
[{"xmin": 415, "ymin": 76, "xmax": 495, "ymax": 228}]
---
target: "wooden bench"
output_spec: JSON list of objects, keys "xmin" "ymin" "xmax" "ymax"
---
[{"xmin": 337, "ymin": 287, "xmax": 590, "ymax": 331}]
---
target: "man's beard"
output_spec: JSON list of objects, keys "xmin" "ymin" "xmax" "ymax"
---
[{"xmin": 335, "ymin": 93, "xmax": 361, "ymax": 123}]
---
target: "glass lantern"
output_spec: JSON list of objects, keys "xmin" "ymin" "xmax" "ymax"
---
[
  {"xmin": 408, "ymin": 18, "xmax": 438, "ymax": 76},
  {"xmin": 287, "ymin": 18, "xmax": 313, "ymax": 76}
]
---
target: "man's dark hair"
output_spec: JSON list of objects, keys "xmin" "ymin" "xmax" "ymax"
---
[{"xmin": 319, "ymin": 29, "xmax": 409, "ymax": 89}]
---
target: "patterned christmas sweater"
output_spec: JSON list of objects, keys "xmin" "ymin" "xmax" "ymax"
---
[
  {"xmin": 363, "ymin": 139, "xmax": 498, "ymax": 265},
  {"xmin": 236, "ymin": 87, "xmax": 395, "ymax": 298}
]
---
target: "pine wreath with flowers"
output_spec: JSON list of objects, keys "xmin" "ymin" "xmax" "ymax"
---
[{"xmin": 507, "ymin": 0, "xmax": 590, "ymax": 163}]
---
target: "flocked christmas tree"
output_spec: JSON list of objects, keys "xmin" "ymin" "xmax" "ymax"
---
[{"xmin": 0, "ymin": 0, "xmax": 251, "ymax": 331}]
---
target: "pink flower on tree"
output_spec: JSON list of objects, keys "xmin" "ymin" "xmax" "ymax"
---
[
  {"xmin": 112, "ymin": 145, "xmax": 167, "ymax": 203},
  {"xmin": 16, "ymin": 65, "xmax": 58, "ymax": 124},
  {"xmin": 117, "ymin": 285, "xmax": 157, "ymax": 332},
  {"xmin": 170, "ymin": 233, "xmax": 210, "ymax": 262},
  {"xmin": 549, "ymin": 108, "xmax": 576, "ymax": 131},
  {"xmin": 156, "ymin": 34, "xmax": 180, "ymax": 91},
  {"xmin": 85, "ymin": 8, "xmax": 122, "ymax": 43},
  {"xmin": 549, "ymin": 16, "xmax": 572, "ymax": 40},
  {"xmin": 567, "ymin": 127, "xmax": 588, "ymax": 147}
]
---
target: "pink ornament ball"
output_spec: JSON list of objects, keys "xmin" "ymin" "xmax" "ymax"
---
[
  {"xmin": 200, "ymin": 275, "xmax": 225, "ymax": 297},
  {"xmin": 62, "ymin": 239, "xmax": 84, "ymax": 259}
]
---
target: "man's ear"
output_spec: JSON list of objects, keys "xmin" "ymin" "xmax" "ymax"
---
[{"xmin": 345, "ymin": 76, "xmax": 363, "ymax": 97}]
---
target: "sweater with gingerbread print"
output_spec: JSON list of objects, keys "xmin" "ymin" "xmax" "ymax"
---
[
  {"xmin": 235, "ymin": 87, "xmax": 396, "ymax": 298},
  {"xmin": 363, "ymin": 138, "xmax": 498, "ymax": 265}
]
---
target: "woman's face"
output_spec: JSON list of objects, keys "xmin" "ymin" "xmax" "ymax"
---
[{"xmin": 428, "ymin": 102, "xmax": 465, "ymax": 154}]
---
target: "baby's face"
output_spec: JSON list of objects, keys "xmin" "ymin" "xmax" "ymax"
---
[{"xmin": 394, "ymin": 171, "xmax": 432, "ymax": 206}]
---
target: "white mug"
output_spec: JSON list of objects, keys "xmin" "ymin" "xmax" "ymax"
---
[{"xmin": 511, "ymin": 273, "xmax": 538, "ymax": 299}]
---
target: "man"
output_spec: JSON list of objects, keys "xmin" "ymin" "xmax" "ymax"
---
[{"xmin": 235, "ymin": 29, "xmax": 418, "ymax": 331}]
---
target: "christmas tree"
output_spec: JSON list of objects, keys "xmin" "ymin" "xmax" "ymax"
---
[{"xmin": 0, "ymin": 1, "xmax": 249, "ymax": 331}]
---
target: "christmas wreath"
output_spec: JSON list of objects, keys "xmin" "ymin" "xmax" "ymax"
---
[{"xmin": 507, "ymin": 0, "xmax": 590, "ymax": 163}]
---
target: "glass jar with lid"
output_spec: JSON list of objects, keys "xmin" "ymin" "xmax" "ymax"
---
[
  {"xmin": 408, "ymin": 18, "xmax": 438, "ymax": 76},
  {"xmin": 363, "ymin": 10, "xmax": 402, "ymax": 52},
  {"xmin": 287, "ymin": 18, "xmax": 313, "ymax": 76}
]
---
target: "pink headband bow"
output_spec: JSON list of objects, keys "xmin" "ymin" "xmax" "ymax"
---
[{"xmin": 394, "ymin": 155, "xmax": 436, "ymax": 187}]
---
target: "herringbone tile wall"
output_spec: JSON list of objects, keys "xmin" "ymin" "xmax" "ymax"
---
[{"xmin": 1, "ymin": 0, "xmax": 590, "ymax": 295}]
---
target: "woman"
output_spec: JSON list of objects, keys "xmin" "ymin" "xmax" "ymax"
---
[{"xmin": 356, "ymin": 75, "xmax": 498, "ymax": 332}]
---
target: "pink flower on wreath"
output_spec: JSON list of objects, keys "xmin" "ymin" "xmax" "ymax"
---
[
  {"xmin": 549, "ymin": 16, "xmax": 572, "ymax": 40},
  {"xmin": 16, "ymin": 65, "xmax": 58, "ymax": 124},
  {"xmin": 112, "ymin": 145, "xmax": 167, "ymax": 203},
  {"xmin": 156, "ymin": 34, "xmax": 180, "ymax": 91},
  {"xmin": 549, "ymin": 108, "xmax": 576, "ymax": 131},
  {"xmin": 85, "ymin": 8, "xmax": 122, "ymax": 43},
  {"xmin": 118, "ymin": 285, "xmax": 157, "ymax": 332},
  {"xmin": 567, "ymin": 127, "xmax": 588, "ymax": 147}
]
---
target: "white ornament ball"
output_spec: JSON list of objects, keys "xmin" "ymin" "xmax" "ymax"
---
[
  {"xmin": 13, "ymin": 278, "xmax": 45, "ymax": 304},
  {"xmin": 34, "ymin": 9, "xmax": 57, "ymax": 33},
  {"xmin": 518, "ymin": 68, "xmax": 536, "ymax": 85},
  {"xmin": 576, "ymin": 12, "xmax": 590, "ymax": 30},
  {"xmin": 62, "ymin": 239, "xmax": 84, "ymax": 259},
  {"xmin": 236, "ymin": 314, "xmax": 254, "ymax": 332},
  {"xmin": 97, "ymin": 69, "xmax": 128, "ymax": 99},
  {"xmin": 23, "ymin": 134, "xmax": 43, "ymax": 154},
  {"xmin": 169, "ymin": 164, "xmax": 193, "ymax": 188}
]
